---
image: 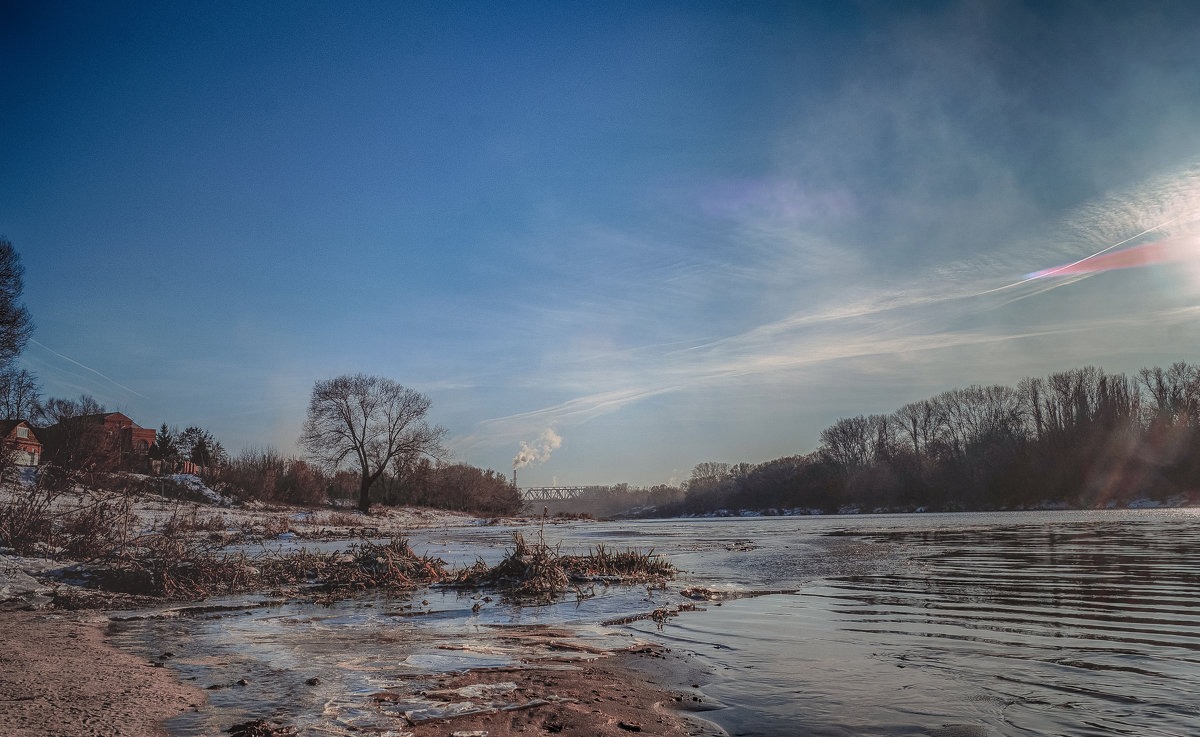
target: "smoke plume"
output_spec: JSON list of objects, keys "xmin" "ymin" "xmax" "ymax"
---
[{"xmin": 513, "ymin": 429, "xmax": 562, "ymax": 469}]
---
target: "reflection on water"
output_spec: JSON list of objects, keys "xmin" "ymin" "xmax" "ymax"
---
[
  {"xmin": 113, "ymin": 510, "xmax": 1200, "ymax": 736},
  {"xmin": 623, "ymin": 511, "xmax": 1200, "ymax": 736}
]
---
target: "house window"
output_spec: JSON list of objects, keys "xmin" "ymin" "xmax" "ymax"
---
[{"xmin": 16, "ymin": 427, "xmax": 28, "ymax": 439}]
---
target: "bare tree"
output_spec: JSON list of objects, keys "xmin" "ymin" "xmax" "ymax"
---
[
  {"xmin": 1137, "ymin": 362, "xmax": 1200, "ymax": 427},
  {"xmin": 35, "ymin": 394, "xmax": 105, "ymax": 426},
  {"xmin": 819, "ymin": 415, "xmax": 872, "ymax": 469},
  {"xmin": 0, "ymin": 367, "xmax": 39, "ymax": 419},
  {"xmin": 894, "ymin": 399, "xmax": 939, "ymax": 461},
  {"xmin": 32, "ymin": 394, "xmax": 117, "ymax": 470},
  {"xmin": 300, "ymin": 374, "xmax": 446, "ymax": 512},
  {"xmin": 1017, "ymin": 377, "xmax": 1046, "ymax": 441},
  {"xmin": 931, "ymin": 385, "xmax": 1023, "ymax": 458},
  {"xmin": 685, "ymin": 461, "xmax": 730, "ymax": 494},
  {"xmin": 866, "ymin": 413, "xmax": 899, "ymax": 462},
  {"xmin": 0, "ymin": 239, "xmax": 32, "ymax": 367}
]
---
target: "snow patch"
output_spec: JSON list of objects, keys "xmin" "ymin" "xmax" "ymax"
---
[
  {"xmin": 1128, "ymin": 497, "xmax": 1164, "ymax": 509},
  {"xmin": 168, "ymin": 474, "xmax": 230, "ymax": 506}
]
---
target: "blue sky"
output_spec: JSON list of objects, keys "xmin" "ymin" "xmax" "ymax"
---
[{"xmin": 4, "ymin": 1, "xmax": 1200, "ymax": 486}]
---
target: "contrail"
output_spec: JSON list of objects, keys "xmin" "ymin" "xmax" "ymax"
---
[
  {"xmin": 30, "ymin": 339, "xmax": 149, "ymax": 399},
  {"xmin": 972, "ymin": 209, "xmax": 1199, "ymax": 298},
  {"xmin": 1024, "ymin": 236, "xmax": 1196, "ymax": 279}
]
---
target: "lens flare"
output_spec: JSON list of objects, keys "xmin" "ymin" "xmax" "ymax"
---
[{"xmin": 1025, "ymin": 236, "xmax": 1200, "ymax": 280}]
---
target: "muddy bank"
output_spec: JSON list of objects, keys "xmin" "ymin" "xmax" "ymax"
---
[
  {"xmin": 398, "ymin": 646, "xmax": 724, "ymax": 737},
  {"xmin": 0, "ymin": 607, "xmax": 721, "ymax": 737},
  {"xmin": 0, "ymin": 610, "xmax": 206, "ymax": 737}
]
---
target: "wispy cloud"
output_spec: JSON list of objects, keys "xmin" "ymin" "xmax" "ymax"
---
[{"xmin": 451, "ymin": 164, "xmax": 1200, "ymax": 457}]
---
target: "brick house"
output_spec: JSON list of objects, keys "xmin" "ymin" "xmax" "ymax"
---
[
  {"xmin": 40, "ymin": 412, "xmax": 156, "ymax": 471},
  {"xmin": 0, "ymin": 420, "xmax": 41, "ymax": 466}
]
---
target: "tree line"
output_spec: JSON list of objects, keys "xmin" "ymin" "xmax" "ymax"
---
[
  {"xmin": 12, "ymin": 381, "xmax": 522, "ymax": 515},
  {"xmin": 657, "ymin": 363, "xmax": 1200, "ymax": 516},
  {"xmin": 5, "ymin": 235, "xmax": 1198, "ymax": 518},
  {"xmin": 0, "ymin": 239, "xmax": 522, "ymax": 515}
]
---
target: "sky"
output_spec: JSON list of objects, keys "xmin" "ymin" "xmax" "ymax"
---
[{"xmin": 3, "ymin": 0, "xmax": 1200, "ymax": 487}]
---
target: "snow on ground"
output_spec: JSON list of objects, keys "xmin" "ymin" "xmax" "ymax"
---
[
  {"xmin": 0, "ymin": 473, "xmax": 490, "ymax": 542},
  {"xmin": 0, "ymin": 473, "xmax": 503, "ymax": 608},
  {"xmin": 166, "ymin": 474, "xmax": 230, "ymax": 506}
]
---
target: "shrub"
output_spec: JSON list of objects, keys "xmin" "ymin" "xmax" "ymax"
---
[
  {"xmin": 0, "ymin": 481, "xmax": 139, "ymax": 560},
  {"xmin": 214, "ymin": 448, "xmax": 328, "ymax": 506},
  {"xmin": 278, "ymin": 460, "xmax": 325, "ymax": 506}
]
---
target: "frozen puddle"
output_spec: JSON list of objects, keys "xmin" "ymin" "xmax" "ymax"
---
[{"xmin": 109, "ymin": 589, "xmax": 654, "ymax": 736}]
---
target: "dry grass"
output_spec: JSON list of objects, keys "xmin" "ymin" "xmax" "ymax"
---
[
  {"xmin": 1, "ymin": 473, "xmax": 672, "ymax": 609},
  {"xmin": 159, "ymin": 506, "xmax": 230, "ymax": 535},
  {"xmin": 228, "ymin": 513, "xmax": 293, "ymax": 538},
  {"xmin": 0, "ymin": 479, "xmax": 450, "ymax": 603},
  {"xmin": 0, "ymin": 484, "xmax": 55, "ymax": 553},
  {"xmin": 97, "ymin": 535, "xmax": 452, "ymax": 602},
  {"xmin": 0, "ymin": 482, "xmax": 139, "ymax": 560},
  {"xmin": 560, "ymin": 543, "xmax": 675, "ymax": 580},
  {"xmin": 227, "ymin": 719, "xmax": 297, "ymax": 737},
  {"xmin": 452, "ymin": 531, "xmax": 676, "ymax": 601},
  {"xmin": 320, "ymin": 511, "xmax": 365, "ymax": 527}
]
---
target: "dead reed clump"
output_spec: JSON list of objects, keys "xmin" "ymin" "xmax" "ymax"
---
[
  {"xmin": 160, "ymin": 506, "xmax": 230, "ymax": 536},
  {"xmin": 256, "ymin": 538, "xmax": 449, "ymax": 595},
  {"xmin": 227, "ymin": 718, "xmax": 297, "ymax": 737},
  {"xmin": 116, "ymin": 534, "xmax": 260, "ymax": 600},
  {"xmin": 452, "ymin": 531, "xmax": 676, "ymax": 601},
  {"xmin": 258, "ymin": 516, "xmax": 293, "ymax": 537},
  {"xmin": 453, "ymin": 531, "xmax": 570, "ymax": 599},
  {"xmin": 235, "ymin": 514, "xmax": 293, "ymax": 539},
  {"xmin": 56, "ymin": 494, "xmax": 138, "ymax": 560},
  {"xmin": 100, "ymin": 535, "xmax": 452, "ymax": 601},
  {"xmin": 0, "ymin": 480, "xmax": 140, "ymax": 560},
  {"xmin": 0, "ymin": 484, "xmax": 55, "ymax": 554},
  {"xmin": 560, "ymin": 543, "xmax": 676, "ymax": 582},
  {"xmin": 320, "ymin": 511, "xmax": 363, "ymax": 527},
  {"xmin": 329, "ymin": 538, "xmax": 449, "ymax": 589}
]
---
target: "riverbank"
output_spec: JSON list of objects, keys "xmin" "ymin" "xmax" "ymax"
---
[
  {"xmin": 0, "ymin": 609, "xmax": 720, "ymax": 737},
  {"xmin": 0, "ymin": 480, "xmax": 710, "ymax": 737},
  {"xmin": 0, "ymin": 610, "xmax": 206, "ymax": 737}
]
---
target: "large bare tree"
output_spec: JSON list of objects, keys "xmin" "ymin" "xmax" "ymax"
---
[
  {"xmin": 0, "ymin": 239, "xmax": 33, "ymax": 366},
  {"xmin": 300, "ymin": 374, "xmax": 446, "ymax": 511}
]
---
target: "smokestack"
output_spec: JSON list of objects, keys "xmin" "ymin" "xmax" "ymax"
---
[{"xmin": 512, "ymin": 468, "xmax": 517, "ymax": 489}]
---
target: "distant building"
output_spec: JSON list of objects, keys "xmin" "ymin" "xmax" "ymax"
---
[
  {"xmin": 0, "ymin": 420, "xmax": 41, "ymax": 466},
  {"xmin": 95, "ymin": 412, "xmax": 157, "ymax": 458},
  {"xmin": 40, "ymin": 412, "xmax": 156, "ymax": 471}
]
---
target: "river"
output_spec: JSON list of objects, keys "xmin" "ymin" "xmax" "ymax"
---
[{"xmin": 110, "ymin": 509, "xmax": 1200, "ymax": 736}]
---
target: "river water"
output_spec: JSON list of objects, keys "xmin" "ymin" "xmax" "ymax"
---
[{"xmin": 110, "ymin": 509, "xmax": 1200, "ymax": 736}]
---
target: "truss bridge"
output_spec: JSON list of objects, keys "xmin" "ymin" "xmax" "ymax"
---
[{"xmin": 520, "ymin": 486, "xmax": 588, "ymax": 502}]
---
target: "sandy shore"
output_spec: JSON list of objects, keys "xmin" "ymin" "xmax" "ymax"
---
[
  {"xmin": 0, "ymin": 610, "xmax": 722, "ymax": 737},
  {"xmin": 0, "ymin": 610, "xmax": 206, "ymax": 737},
  {"xmin": 0, "ymin": 480, "xmax": 712, "ymax": 736}
]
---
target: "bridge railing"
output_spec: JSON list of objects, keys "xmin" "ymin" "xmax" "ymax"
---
[{"xmin": 520, "ymin": 486, "xmax": 588, "ymax": 502}]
